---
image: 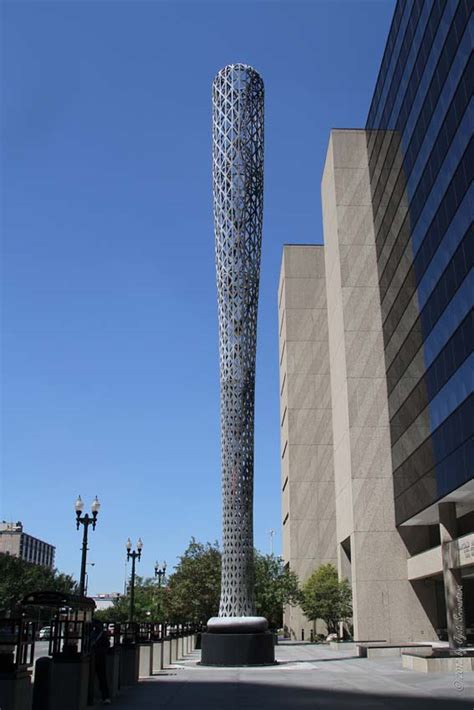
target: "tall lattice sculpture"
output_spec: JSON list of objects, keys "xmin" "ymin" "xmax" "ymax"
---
[{"xmin": 213, "ymin": 64, "xmax": 264, "ymax": 619}]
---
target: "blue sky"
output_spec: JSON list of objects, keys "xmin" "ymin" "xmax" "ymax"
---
[{"xmin": 1, "ymin": 0, "xmax": 394, "ymax": 595}]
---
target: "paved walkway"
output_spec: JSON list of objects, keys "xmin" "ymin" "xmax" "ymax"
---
[{"xmin": 105, "ymin": 642, "xmax": 474, "ymax": 709}]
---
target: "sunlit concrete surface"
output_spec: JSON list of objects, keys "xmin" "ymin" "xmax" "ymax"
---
[{"xmin": 100, "ymin": 641, "xmax": 474, "ymax": 708}]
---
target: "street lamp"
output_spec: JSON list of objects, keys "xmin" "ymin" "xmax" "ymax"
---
[
  {"xmin": 84, "ymin": 562, "xmax": 95, "ymax": 596},
  {"xmin": 154, "ymin": 560, "xmax": 167, "ymax": 641},
  {"xmin": 75, "ymin": 495, "xmax": 101, "ymax": 597},
  {"xmin": 154, "ymin": 561, "xmax": 167, "ymax": 587},
  {"xmin": 126, "ymin": 538, "xmax": 143, "ymax": 622}
]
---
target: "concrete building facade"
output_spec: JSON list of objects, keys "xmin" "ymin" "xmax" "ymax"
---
[
  {"xmin": 279, "ymin": 246, "xmax": 336, "ymax": 640},
  {"xmin": 0, "ymin": 521, "xmax": 55, "ymax": 568},
  {"xmin": 279, "ymin": 0, "xmax": 473, "ymax": 645},
  {"xmin": 321, "ymin": 130, "xmax": 439, "ymax": 642}
]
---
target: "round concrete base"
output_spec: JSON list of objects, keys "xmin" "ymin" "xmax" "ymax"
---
[{"xmin": 200, "ymin": 631, "xmax": 276, "ymax": 666}]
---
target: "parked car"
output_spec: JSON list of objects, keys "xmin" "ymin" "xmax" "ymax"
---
[{"xmin": 39, "ymin": 626, "xmax": 51, "ymax": 640}]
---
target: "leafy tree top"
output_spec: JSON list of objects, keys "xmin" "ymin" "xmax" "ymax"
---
[
  {"xmin": 300, "ymin": 563, "xmax": 352, "ymax": 635},
  {"xmin": 0, "ymin": 553, "xmax": 77, "ymax": 616}
]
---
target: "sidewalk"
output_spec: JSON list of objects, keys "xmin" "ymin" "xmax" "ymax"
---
[{"xmin": 100, "ymin": 642, "xmax": 474, "ymax": 709}]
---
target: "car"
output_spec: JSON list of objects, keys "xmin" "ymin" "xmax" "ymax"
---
[{"xmin": 39, "ymin": 626, "xmax": 51, "ymax": 640}]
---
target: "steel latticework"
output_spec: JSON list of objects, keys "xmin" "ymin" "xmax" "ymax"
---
[{"xmin": 212, "ymin": 64, "xmax": 264, "ymax": 618}]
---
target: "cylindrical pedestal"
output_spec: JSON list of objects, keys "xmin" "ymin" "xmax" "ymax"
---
[{"xmin": 200, "ymin": 632, "xmax": 275, "ymax": 666}]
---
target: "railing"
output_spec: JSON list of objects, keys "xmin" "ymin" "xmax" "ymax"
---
[
  {"xmin": 87, "ymin": 619, "xmax": 202, "ymax": 646},
  {"xmin": 120, "ymin": 621, "xmax": 139, "ymax": 645},
  {"xmin": 49, "ymin": 613, "xmax": 92, "ymax": 657},
  {"xmin": 0, "ymin": 618, "xmax": 36, "ymax": 671}
]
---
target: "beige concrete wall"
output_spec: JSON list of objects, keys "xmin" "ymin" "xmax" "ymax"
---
[
  {"xmin": 0, "ymin": 532, "xmax": 21, "ymax": 557},
  {"xmin": 279, "ymin": 245, "xmax": 336, "ymax": 640},
  {"xmin": 321, "ymin": 130, "xmax": 437, "ymax": 643}
]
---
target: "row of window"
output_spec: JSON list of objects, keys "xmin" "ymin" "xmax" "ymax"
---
[
  {"xmin": 20, "ymin": 535, "xmax": 54, "ymax": 566},
  {"xmin": 428, "ymin": 356, "xmax": 472, "ymax": 431},
  {"xmin": 393, "ymin": 393, "xmax": 472, "ymax": 503},
  {"xmin": 369, "ymin": 0, "xmax": 467, "ymax": 189},
  {"xmin": 365, "ymin": 0, "xmax": 472, "ymax": 518},
  {"xmin": 423, "ymin": 269, "xmax": 472, "ymax": 368},
  {"xmin": 416, "ymin": 185, "xmax": 471, "ymax": 309},
  {"xmin": 374, "ymin": 54, "xmax": 468, "ymax": 298},
  {"xmin": 435, "ymin": 434, "xmax": 473, "ymax": 498},
  {"xmin": 401, "ymin": 1, "xmax": 469, "ymax": 175},
  {"xmin": 384, "ymin": 226, "xmax": 470, "ymax": 358},
  {"xmin": 370, "ymin": 0, "xmax": 430, "ymax": 139},
  {"xmin": 387, "ymin": 269, "xmax": 471, "ymax": 398},
  {"xmin": 367, "ymin": 0, "xmax": 411, "ymax": 129},
  {"xmin": 367, "ymin": 0, "xmax": 457, "ymax": 202},
  {"xmin": 394, "ymin": 434, "xmax": 471, "ymax": 524},
  {"xmin": 407, "ymin": 77, "xmax": 471, "ymax": 233},
  {"xmin": 368, "ymin": 1, "xmax": 469, "ymax": 254},
  {"xmin": 389, "ymin": 313, "xmax": 472, "ymax": 445},
  {"xmin": 381, "ymin": 145, "xmax": 471, "ymax": 374},
  {"xmin": 370, "ymin": 61, "xmax": 470, "ymax": 340}
]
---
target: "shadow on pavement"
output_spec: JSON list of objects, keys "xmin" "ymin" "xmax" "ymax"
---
[
  {"xmin": 276, "ymin": 656, "xmax": 360, "ymax": 664},
  {"xmin": 112, "ymin": 678, "xmax": 472, "ymax": 709}
]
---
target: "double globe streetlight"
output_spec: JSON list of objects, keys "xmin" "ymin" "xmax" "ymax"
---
[
  {"xmin": 154, "ymin": 561, "xmax": 167, "ymax": 587},
  {"xmin": 126, "ymin": 537, "xmax": 143, "ymax": 622},
  {"xmin": 75, "ymin": 495, "xmax": 101, "ymax": 597}
]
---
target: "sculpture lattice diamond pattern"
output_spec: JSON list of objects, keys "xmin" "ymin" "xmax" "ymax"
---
[{"xmin": 212, "ymin": 64, "xmax": 264, "ymax": 618}]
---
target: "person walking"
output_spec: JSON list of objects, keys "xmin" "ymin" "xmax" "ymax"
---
[{"xmin": 90, "ymin": 620, "xmax": 112, "ymax": 705}]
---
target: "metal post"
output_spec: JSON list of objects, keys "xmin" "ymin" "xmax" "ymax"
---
[
  {"xmin": 79, "ymin": 519, "xmax": 89, "ymax": 597},
  {"xmin": 130, "ymin": 553, "xmax": 136, "ymax": 622},
  {"xmin": 75, "ymin": 496, "xmax": 100, "ymax": 597}
]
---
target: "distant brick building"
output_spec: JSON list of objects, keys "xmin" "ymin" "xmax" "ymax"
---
[{"xmin": 0, "ymin": 521, "xmax": 55, "ymax": 568}]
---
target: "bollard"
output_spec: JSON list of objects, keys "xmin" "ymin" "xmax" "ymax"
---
[
  {"xmin": 105, "ymin": 646, "xmax": 121, "ymax": 698},
  {"xmin": 152, "ymin": 641, "xmax": 163, "ymax": 673},
  {"xmin": 138, "ymin": 643, "xmax": 153, "ymax": 677},
  {"xmin": 162, "ymin": 639, "xmax": 171, "ymax": 667},
  {"xmin": 49, "ymin": 655, "xmax": 90, "ymax": 710},
  {"xmin": 32, "ymin": 657, "xmax": 52, "ymax": 710},
  {"xmin": 170, "ymin": 636, "xmax": 177, "ymax": 663},
  {"xmin": 119, "ymin": 644, "xmax": 139, "ymax": 686},
  {"xmin": 0, "ymin": 666, "xmax": 33, "ymax": 710}
]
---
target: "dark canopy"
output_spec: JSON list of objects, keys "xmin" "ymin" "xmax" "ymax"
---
[{"xmin": 21, "ymin": 591, "xmax": 96, "ymax": 611}]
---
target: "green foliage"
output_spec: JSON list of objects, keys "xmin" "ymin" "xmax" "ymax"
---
[
  {"xmin": 165, "ymin": 539, "xmax": 221, "ymax": 623},
  {"xmin": 0, "ymin": 553, "xmax": 77, "ymax": 617},
  {"xmin": 254, "ymin": 552, "xmax": 301, "ymax": 629},
  {"xmin": 300, "ymin": 563, "xmax": 352, "ymax": 634},
  {"xmin": 94, "ymin": 576, "xmax": 167, "ymax": 623},
  {"xmin": 92, "ymin": 538, "xmax": 304, "ymax": 630}
]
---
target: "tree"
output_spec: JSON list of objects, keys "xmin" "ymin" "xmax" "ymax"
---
[
  {"xmin": 165, "ymin": 539, "xmax": 221, "ymax": 624},
  {"xmin": 0, "ymin": 553, "xmax": 77, "ymax": 617},
  {"xmin": 300, "ymin": 563, "xmax": 352, "ymax": 635},
  {"xmin": 254, "ymin": 552, "xmax": 301, "ymax": 629},
  {"xmin": 94, "ymin": 576, "xmax": 166, "ymax": 623}
]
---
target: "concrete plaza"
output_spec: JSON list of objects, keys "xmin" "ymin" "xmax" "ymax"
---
[{"xmin": 102, "ymin": 641, "xmax": 474, "ymax": 709}]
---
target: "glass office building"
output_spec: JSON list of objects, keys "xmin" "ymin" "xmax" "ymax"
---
[{"xmin": 365, "ymin": 0, "xmax": 472, "ymax": 526}]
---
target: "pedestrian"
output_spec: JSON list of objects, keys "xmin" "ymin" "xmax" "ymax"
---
[{"xmin": 90, "ymin": 620, "xmax": 111, "ymax": 705}]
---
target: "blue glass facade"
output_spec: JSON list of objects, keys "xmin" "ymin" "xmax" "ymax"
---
[{"xmin": 365, "ymin": 0, "xmax": 473, "ymax": 524}]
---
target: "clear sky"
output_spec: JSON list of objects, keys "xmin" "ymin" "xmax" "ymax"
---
[{"xmin": 1, "ymin": 0, "xmax": 394, "ymax": 595}]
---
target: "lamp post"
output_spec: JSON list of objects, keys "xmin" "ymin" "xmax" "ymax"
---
[
  {"xmin": 126, "ymin": 538, "xmax": 143, "ymax": 622},
  {"xmin": 75, "ymin": 495, "xmax": 101, "ymax": 597},
  {"xmin": 84, "ymin": 562, "xmax": 95, "ymax": 596},
  {"xmin": 154, "ymin": 561, "xmax": 166, "ymax": 587},
  {"xmin": 154, "ymin": 561, "xmax": 167, "ymax": 639}
]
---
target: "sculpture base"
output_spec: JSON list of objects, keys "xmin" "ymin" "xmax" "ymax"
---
[{"xmin": 200, "ymin": 631, "xmax": 276, "ymax": 666}]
